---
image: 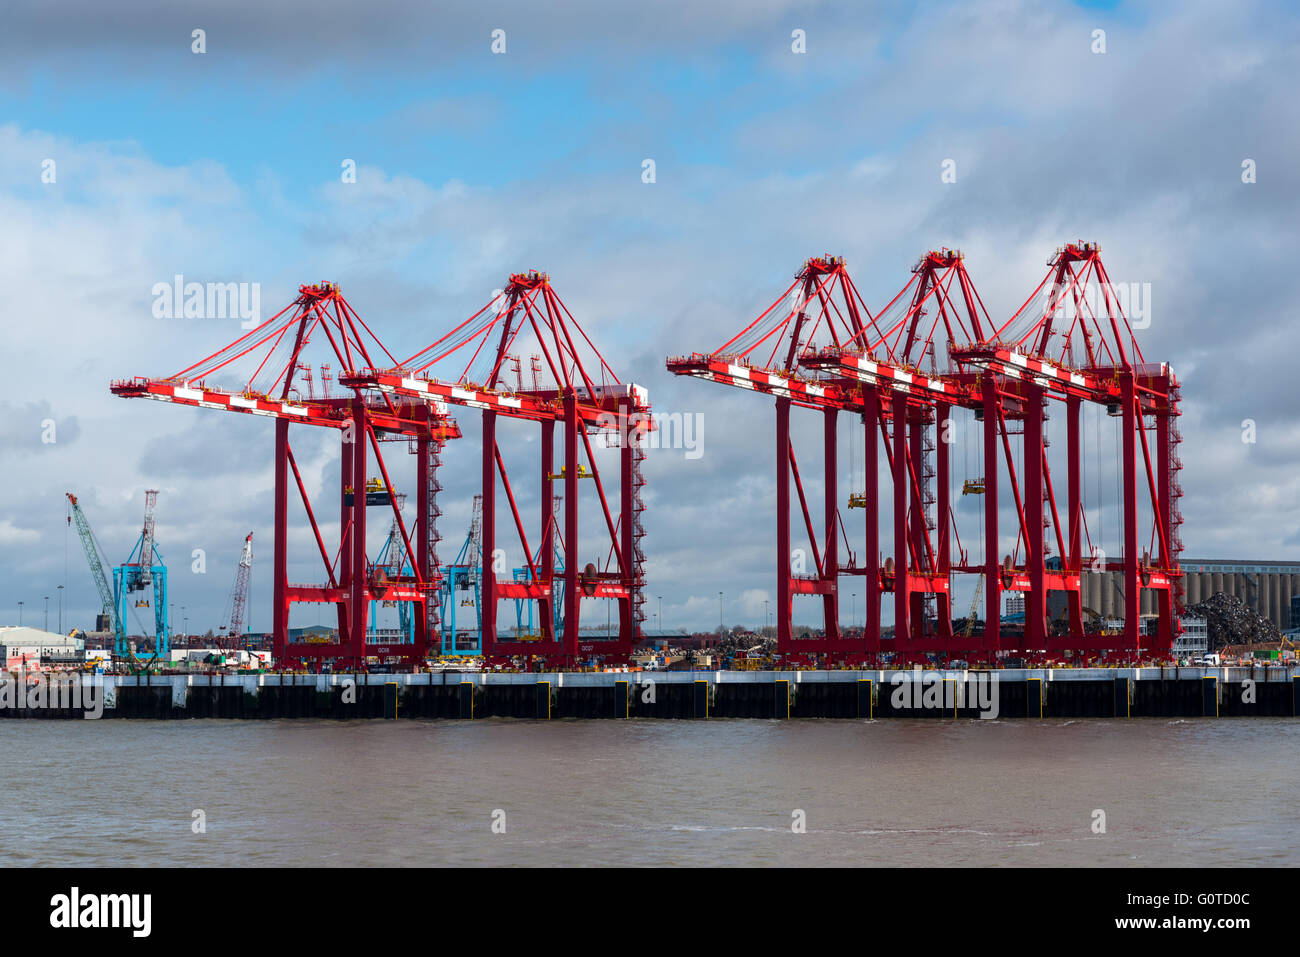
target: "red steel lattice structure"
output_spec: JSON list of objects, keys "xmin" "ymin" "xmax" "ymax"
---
[
  {"xmin": 672, "ymin": 244, "xmax": 1182, "ymax": 665},
  {"xmin": 802, "ymin": 248, "xmax": 995, "ymax": 660},
  {"xmin": 948, "ymin": 242, "xmax": 1183, "ymax": 660},
  {"xmin": 670, "ymin": 256, "xmax": 892, "ymax": 660},
  {"xmin": 342, "ymin": 270, "xmax": 650, "ymax": 666},
  {"xmin": 112, "ymin": 282, "xmax": 460, "ymax": 669}
]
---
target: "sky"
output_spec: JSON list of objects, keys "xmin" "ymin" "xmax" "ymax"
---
[{"xmin": 1, "ymin": 0, "xmax": 1297, "ymax": 637}]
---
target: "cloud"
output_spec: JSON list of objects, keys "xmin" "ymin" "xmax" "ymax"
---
[
  {"xmin": 0, "ymin": 0, "xmax": 837, "ymax": 77},
  {"xmin": 0, "ymin": 401, "xmax": 81, "ymax": 451},
  {"xmin": 1, "ymin": 0, "xmax": 1298, "ymax": 634},
  {"xmin": 0, "ymin": 520, "xmax": 41, "ymax": 546}
]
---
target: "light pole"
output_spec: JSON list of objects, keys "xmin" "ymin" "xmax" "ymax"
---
[
  {"xmin": 657, "ymin": 595, "xmax": 663, "ymax": 631},
  {"xmin": 851, "ymin": 593, "xmax": 857, "ymax": 632},
  {"xmin": 718, "ymin": 591, "xmax": 724, "ymax": 634},
  {"xmin": 58, "ymin": 585, "xmax": 64, "ymax": 634},
  {"xmin": 44, "ymin": 595, "xmax": 49, "ymax": 632},
  {"xmin": 17, "ymin": 601, "xmax": 23, "ymax": 626}
]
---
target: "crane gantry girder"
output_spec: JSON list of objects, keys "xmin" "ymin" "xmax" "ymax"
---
[
  {"xmin": 946, "ymin": 344, "xmax": 1125, "ymax": 405},
  {"xmin": 112, "ymin": 281, "xmax": 459, "ymax": 670},
  {"xmin": 664, "ymin": 356, "xmax": 861, "ymax": 411},
  {"xmin": 797, "ymin": 351, "xmax": 977, "ymax": 404},
  {"xmin": 341, "ymin": 370, "xmax": 647, "ymax": 425},
  {"xmin": 110, "ymin": 378, "xmax": 462, "ymax": 440}
]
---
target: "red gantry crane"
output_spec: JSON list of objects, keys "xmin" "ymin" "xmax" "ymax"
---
[
  {"xmin": 801, "ymin": 248, "xmax": 993, "ymax": 661},
  {"xmin": 670, "ymin": 255, "xmax": 898, "ymax": 663},
  {"xmin": 949, "ymin": 242, "xmax": 1183, "ymax": 661},
  {"xmin": 673, "ymin": 245, "xmax": 1182, "ymax": 667},
  {"xmin": 671, "ymin": 252, "xmax": 993, "ymax": 664},
  {"xmin": 112, "ymin": 282, "xmax": 461, "ymax": 670},
  {"xmin": 341, "ymin": 270, "xmax": 651, "ymax": 666}
]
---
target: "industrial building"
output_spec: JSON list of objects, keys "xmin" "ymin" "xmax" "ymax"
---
[
  {"xmin": 0, "ymin": 627, "xmax": 86, "ymax": 668},
  {"xmin": 1080, "ymin": 559, "xmax": 1300, "ymax": 633}
]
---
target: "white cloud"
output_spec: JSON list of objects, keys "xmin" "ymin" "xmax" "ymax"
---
[
  {"xmin": 3, "ymin": 0, "xmax": 1299, "ymax": 634},
  {"xmin": 0, "ymin": 520, "xmax": 41, "ymax": 546}
]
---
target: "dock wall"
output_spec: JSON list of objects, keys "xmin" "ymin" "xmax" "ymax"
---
[{"xmin": 2, "ymin": 667, "xmax": 1296, "ymax": 720}]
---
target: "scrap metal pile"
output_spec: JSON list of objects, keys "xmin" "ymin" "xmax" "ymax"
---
[{"xmin": 1188, "ymin": 593, "xmax": 1281, "ymax": 651}]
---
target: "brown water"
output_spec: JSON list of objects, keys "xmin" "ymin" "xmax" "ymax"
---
[{"xmin": 2, "ymin": 718, "xmax": 1294, "ymax": 867}]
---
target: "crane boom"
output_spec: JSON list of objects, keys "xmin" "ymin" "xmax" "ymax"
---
[
  {"xmin": 138, "ymin": 490, "xmax": 159, "ymax": 586},
  {"xmin": 467, "ymin": 494, "xmax": 483, "ymax": 585},
  {"xmin": 964, "ymin": 573, "xmax": 984, "ymax": 639},
  {"xmin": 228, "ymin": 532, "xmax": 254, "ymax": 641},
  {"xmin": 66, "ymin": 493, "xmax": 120, "ymax": 636}
]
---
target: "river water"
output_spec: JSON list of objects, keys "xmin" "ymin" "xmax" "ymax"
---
[{"xmin": 2, "ymin": 718, "xmax": 1294, "ymax": 866}]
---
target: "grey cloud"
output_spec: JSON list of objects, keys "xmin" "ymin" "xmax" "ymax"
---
[{"xmin": 0, "ymin": 0, "xmax": 842, "ymax": 78}]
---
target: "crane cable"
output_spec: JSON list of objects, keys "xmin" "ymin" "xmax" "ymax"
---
[{"xmin": 1095, "ymin": 402, "xmax": 1102, "ymax": 562}]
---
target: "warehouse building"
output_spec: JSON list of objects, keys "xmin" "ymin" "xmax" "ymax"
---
[{"xmin": 0, "ymin": 626, "xmax": 86, "ymax": 667}]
